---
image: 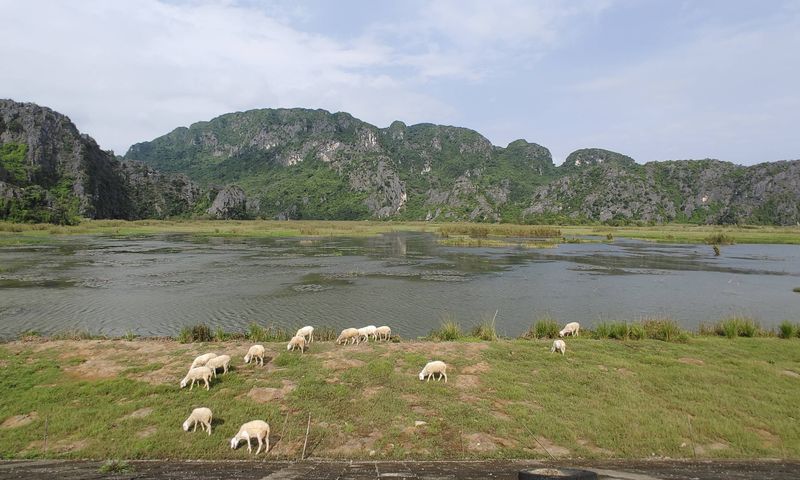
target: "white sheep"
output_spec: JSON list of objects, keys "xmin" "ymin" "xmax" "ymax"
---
[
  {"xmin": 559, "ymin": 322, "xmax": 580, "ymax": 337},
  {"xmin": 296, "ymin": 326, "xmax": 314, "ymax": 343},
  {"xmin": 230, "ymin": 420, "xmax": 270, "ymax": 455},
  {"xmin": 182, "ymin": 407, "xmax": 213, "ymax": 435},
  {"xmin": 180, "ymin": 366, "xmax": 213, "ymax": 390},
  {"xmin": 375, "ymin": 325, "xmax": 391, "ymax": 341},
  {"xmin": 419, "ymin": 360, "xmax": 448, "ymax": 383},
  {"xmin": 551, "ymin": 339, "xmax": 566, "ymax": 355},
  {"xmin": 336, "ymin": 328, "xmax": 359, "ymax": 345},
  {"xmin": 190, "ymin": 352, "xmax": 218, "ymax": 369},
  {"xmin": 356, "ymin": 327, "xmax": 370, "ymax": 344},
  {"xmin": 206, "ymin": 354, "xmax": 231, "ymax": 377},
  {"xmin": 287, "ymin": 335, "xmax": 307, "ymax": 353},
  {"xmin": 364, "ymin": 325, "xmax": 377, "ymax": 340},
  {"xmin": 243, "ymin": 344, "xmax": 266, "ymax": 366}
]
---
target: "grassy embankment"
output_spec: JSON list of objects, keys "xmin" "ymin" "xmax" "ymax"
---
[
  {"xmin": 1, "ymin": 219, "xmax": 800, "ymax": 246},
  {"xmin": 2, "ymin": 331, "xmax": 799, "ymax": 461}
]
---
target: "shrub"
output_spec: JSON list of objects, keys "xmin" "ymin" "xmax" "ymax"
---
[
  {"xmin": 428, "ymin": 315, "xmax": 463, "ymax": 341},
  {"xmin": 470, "ymin": 314, "xmax": 498, "ymax": 341},
  {"xmin": 628, "ymin": 323, "xmax": 646, "ymax": 340},
  {"xmin": 704, "ymin": 232, "xmax": 735, "ymax": 245},
  {"xmin": 642, "ymin": 318, "xmax": 685, "ymax": 342},
  {"xmin": 521, "ymin": 317, "xmax": 560, "ymax": 339},
  {"xmin": 592, "ymin": 322, "xmax": 612, "ymax": 339},
  {"xmin": 777, "ymin": 321, "xmax": 797, "ymax": 339},
  {"xmin": 715, "ymin": 316, "xmax": 762, "ymax": 338},
  {"xmin": 177, "ymin": 323, "xmax": 213, "ymax": 343}
]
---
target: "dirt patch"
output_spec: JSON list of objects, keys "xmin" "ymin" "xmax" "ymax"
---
[
  {"xmin": 133, "ymin": 365, "xmax": 183, "ymax": 385},
  {"xmin": 598, "ymin": 365, "xmax": 609, "ymax": 371},
  {"xmin": 461, "ymin": 362, "xmax": 490, "ymax": 374},
  {"xmin": 695, "ymin": 441, "xmax": 728, "ymax": 456},
  {"xmin": 24, "ymin": 439, "xmax": 89, "ymax": 455},
  {"xmin": 781, "ymin": 370, "xmax": 800, "ymax": 379},
  {"xmin": 455, "ymin": 374, "xmax": 479, "ymax": 389},
  {"xmin": 536, "ymin": 437, "xmax": 571, "ymax": 457},
  {"xmin": 463, "ymin": 432, "xmax": 515, "ymax": 452},
  {"xmin": 64, "ymin": 358, "xmax": 124, "ymax": 380},
  {"xmin": 122, "ymin": 407, "xmax": 153, "ymax": 420},
  {"xmin": 362, "ymin": 386, "xmax": 383, "ymax": 399},
  {"xmin": 615, "ymin": 367, "xmax": 634, "ymax": 376},
  {"xmin": 752, "ymin": 428, "xmax": 780, "ymax": 447},
  {"xmin": 1, "ymin": 412, "xmax": 38, "ymax": 429},
  {"xmin": 577, "ymin": 438, "xmax": 614, "ymax": 456},
  {"xmin": 385, "ymin": 341, "xmax": 488, "ymax": 356},
  {"xmin": 137, "ymin": 426, "xmax": 158, "ymax": 438},
  {"xmin": 247, "ymin": 380, "xmax": 297, "ymax": 403},
  {"xmin": 323, "ymin": 358, "xmax": 365, "ymax": 370},
  {"xmin": 678, "ymin": 357, "xmax": 705, "ymax": 366},
  {"xmin": 327, "ymin": 429, "xmax": 382, "ymax": 456}
]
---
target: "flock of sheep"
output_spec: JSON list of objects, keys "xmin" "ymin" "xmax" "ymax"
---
[{"xmin": 178, "ymin": 321, "xmax": 581, "ymax": 454}]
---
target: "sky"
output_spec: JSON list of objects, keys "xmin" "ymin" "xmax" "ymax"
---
[{"xmin": 1, "ymin": 0, "xmax": 798, "ymax": 165}]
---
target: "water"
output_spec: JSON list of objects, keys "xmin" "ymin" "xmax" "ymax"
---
[{"xmin": 0, "ymin": 233, "xmax": 798, "ymax": 339}]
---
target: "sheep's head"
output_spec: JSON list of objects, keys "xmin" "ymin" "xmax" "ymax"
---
[
  {"xmin": 418, "ymin": 370, "xmax": 426, "ymax": 381},
  {"xmin": 230, "ymin": 436, "xmax": 240, "ymax": 449},
  {"xmin": 182, "ymin": 420, "xmax": 191, "ymax": 431},
  {"xmin": 180, "ymin": 378, "xmax": 188, "ymax": 388},
  {"xmin": 558, "ymin": 331, "xmax": 565, "ymax": 337},
  {"xmin": 243, "ymin": 354, "xmax": 251, "ymax": 363}
]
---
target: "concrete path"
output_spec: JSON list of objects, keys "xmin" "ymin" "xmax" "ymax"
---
[{"xmin": 0, "ymin": 459, "xmax": 797, "ymax": 480}]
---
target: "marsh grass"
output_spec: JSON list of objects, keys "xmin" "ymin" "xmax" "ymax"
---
[
  {"xmin": 711, "ymin": 316, "xmax": 764, "ymax": 339},
  {"xmin": 641, "ymin": 318, "xmax": 688, "ymax": 343},
  {"xmin": 246, "ymin": 323, "xmax": 293, "ymax": 342},
  {"xmin": 427, "ymin": 315, "xmax": 463, "ymax": 341},
  {"xmin": 469, "ymin": 312, "xmax": 498, "ymax": 341},
  {"xmin": 520, "ymin": 316, "xmax": 560, "ymax": 339},
  {"xmin": 98, "ymin": 460, "xmax": 133, "ymax": 473},
  {"xmin": 778, "ymin": 321, "xmax": 798, "ymax": 339},
  {"xmin": 439, "ymin": 224, "xmax": 561, "ymax": 239}
]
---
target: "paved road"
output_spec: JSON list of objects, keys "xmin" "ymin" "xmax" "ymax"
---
[{"xmin": 0, "ymin": 459, "xmax": 797, "ymax": 479}]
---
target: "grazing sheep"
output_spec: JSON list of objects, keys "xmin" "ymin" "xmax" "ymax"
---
[
  {"xmin": 356, "ymin": 327, "xmax": 370, "ymax": 344},
  {"xmin": 375, "ymin": 325, "xmax": 392, "ymax": 341},
  {"xmin": 364, "ymin": 325, "xmax": 377, "ymax": 340},
  {"xmin": 287, "ymin": 335, "xmax": 307, "ymax": 353},
  {"xmin": 419, "ymin": 360, "xmax": 448, "ymax": 383},
  {"xmin": 559, "ymin": 322, "xmax": 580, "ymax": 337},
  {"xmin": 230, "ymin": 420, "xmax": 270, "ymax": 455},
  {"xmin": 180, "ymin": 366, "xmax": 213, "ymax": 391},
  {"xmin": 336, "ymin": 328, "xmax": 359, "ymax": 345},
  {"xmin": 243, "ymin": 345, "xmax": 266, "ymax": 366},
  {"xmin": 190, "ymin": 352, "xmax": 218, "ymax": 369},
  {"xmin": 296, "ymin": 326, "xmax": 314, "ymax": 343},
  {"xmin": 551, "ymin": 339, "xmax": 566, "ymax": 355},
  {"xmin": 206, "ymin": 354, "xmax": 231, "ymax": 377},
  {"xmin": 182, "ymin": 407, "xmax": 213, "ymax": 435}
]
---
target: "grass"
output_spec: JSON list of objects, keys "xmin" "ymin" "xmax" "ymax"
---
[
  {"xmin": 2, "ymin": 219, "xmax": 799, "ymax": 245},
  {"xmin": 793, "ymin": 287, "xmax": 800, "ymax": 293},
  {"xmin": 469, "ymin": 312, "xmax": 499, "ymax": 341},
  {"xmin": 98, "ymin": 460, "xmax": 133, "ymax": 473},
  {"xmin": 427, "ymin": 316, "xmax": 463, "ymax": 341},
  {"xmin": 703, "ymin": 316, "xmax": 766, "ymax": 339},
  {"xmin": 778, "ymin": 321, "xmax": 799, "ymax": 339},
  {"xmin": 1, "ymin": 336, "xmax": 799, "ymax": 461},
  {"xmin": 520, "ymin": 317, "xmax": 560, "ymax": 339}
]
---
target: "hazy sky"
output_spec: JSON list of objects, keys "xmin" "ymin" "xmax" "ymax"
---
[{"xmin": 1, "ymin": 0, "xmax": 798, "ymax": 165}]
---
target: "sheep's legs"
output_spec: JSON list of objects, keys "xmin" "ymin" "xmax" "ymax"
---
[
  {"xmin": 255, "ymin": 436, "xmax": 263, "ymax": 455},
  {"xmin": 443, "ymin": 372, "xmax": 448, "ymax": 383},
  {"xmin": 244, "ymin": 433, "xmax": 252, "ymax": 453},
  {"xmin": 204, "ymin": 377, "xmax": 210, "ymax": 390}
]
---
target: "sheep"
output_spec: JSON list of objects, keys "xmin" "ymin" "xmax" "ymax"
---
[
  {"xmin": 375, "ymin": 325, "xmax": 391, "ymax": 341},
  {"xmin": 206, "ymin": 354, "xmax": 231, "ymax": 377},
  {"xmin": 180, "ymin": 366, "xmax": 213, "ymax": 390},
  {"xmin": 182, "ymin": 407, "xmax": 213, "ymax": 435},
  {"xmin": 230, "ymin": 420, "xmax": 270, "ymax": 455},
  {"xmin": 419, "ymin": 360, "xmax": 448, "ymax": 383},
  {"xmin": 551, "ymin": 339, "xmax": 566, "ymax": 355},
  {"xmin": 356, "ymin": 327, "xmax": 370, "ymax": 344},
  {"xmin": 287, "ymin": 335, "xmax": 307, "ymax": 353},
  {"xmin": 243, "ymin": 344, "xmax": 266, "ymax": 366},
  {"xmin": 364, "ymin": 325, "xmax": 377, "ymax": 341},
  {"xmin": 336, "ymin": 328, "xmax": 359, "ymax": 345},
  {"xmin": 296, "ymin": 326, "xmax": 314, "ymax": 344},
  {"xmin": 559, "ymin": 322, "xmax": 580, "ymax": 337},
  {"xmin": 190, "ymin": 352, "xmax": 218, "ymax": 369}
]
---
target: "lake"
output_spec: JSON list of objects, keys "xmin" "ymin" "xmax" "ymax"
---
[{"xmin": 0, "ymin": 233, "xmax": 798, "ymax": 339}]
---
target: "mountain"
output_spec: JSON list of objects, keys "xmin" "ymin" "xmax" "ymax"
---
[
  {"xmin": 0, "ymin": 99, "xmax": 201, "ymax": 223},
  {"xmin": 2, "ymin": 100, "xmax": 798, "ymax": 225},
  {"xmin": 125, "ymin": 107, "xmax": 800, "ymax": 225}
]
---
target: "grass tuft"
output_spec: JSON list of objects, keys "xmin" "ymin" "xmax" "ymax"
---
[
  {"xmin": 778, "ymin": 321, "xmax": 797, "ymax": 339},
  {"xmin": 98, "ymin": 460, "xmax": 133, "ymax": 474},
  {"xmin": 704, "ymin": 232, "xmax": 736, "ymax": 245},
  {"xmin": 428, "ymin": 315, "xmax": 463, "ymax": 341},
  {"xmin": 469, "ymin": 312, "xmax": 498, "ymax": 341},
  {"xmin": 520, "ymin": 316, "xmax": 560, "ymax": 339},
  {"xmin": 642, "ymin": 318, "xmax": 687, "ymax": 343},
  {"xmin": 713, "ymin": 316, "xmax": 763, "ymax": 338}
]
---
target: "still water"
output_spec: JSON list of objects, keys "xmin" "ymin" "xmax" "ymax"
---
[{"xmin": 0, "ymin": 233, "xmax": 798, "ymax": 338}]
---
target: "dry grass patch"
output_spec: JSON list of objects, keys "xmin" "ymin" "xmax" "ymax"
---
[{"xmin": 1, "ymin": 412, "xmax": 38, "ymax": 429}]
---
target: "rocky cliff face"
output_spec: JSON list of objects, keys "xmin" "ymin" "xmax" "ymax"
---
[
  {"xmin": 0, "ymin": 100, "xmax": 201, "ymax": 222},
  {"xmin": 125, "ymin": 108, "xmax": 556, "ymax": 221}
]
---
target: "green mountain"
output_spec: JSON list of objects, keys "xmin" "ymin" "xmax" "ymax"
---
[
  {"xmin": 125, "ymin": 107, "xmax": 800, "ymax": 225},
  {"xmin": 0, "ymin": 100, "xmax": 201, "ymax": 223},
  {"xmin": 2, "ymin": 100, "xmax": 798, "ymax": 225}
]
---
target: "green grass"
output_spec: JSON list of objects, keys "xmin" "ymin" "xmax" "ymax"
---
[
  {"xmin": 705, "ymin": 316, "xmax": 766, "ymax": 339},
  {"xmin": 1, "ymin": 337, "xmax": 798, "ymax": 460},
  {"xmin": 520, "ymin": 317, "xmax": 560, "ymax": 339},
  {"xmin": 427, "ymin": 316, "xmax": 463, "ymax": 341}
]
